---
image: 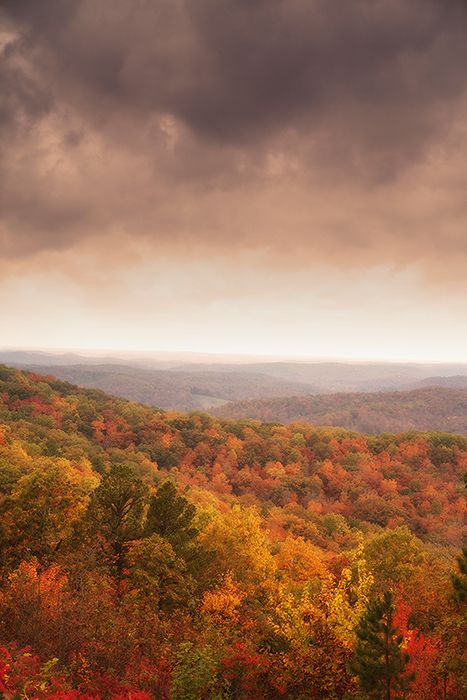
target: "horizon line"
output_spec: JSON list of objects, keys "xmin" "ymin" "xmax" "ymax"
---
[{"xmin": 1, "ymin": 346, "xmax": 466, "ymax": 366}]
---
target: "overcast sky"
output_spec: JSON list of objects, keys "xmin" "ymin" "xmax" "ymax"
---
[{"xmin": 1, "ymin": 0, "xmax": 467, "ymax": 361}]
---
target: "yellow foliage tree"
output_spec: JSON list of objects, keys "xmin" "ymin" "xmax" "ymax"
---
[
  {"xmin": 200, "ymin": 505, "xmax": 276, "ymax": 592},
  {"xmin": 323, "ymin": 541, "xmax": 374, "ymax": 646},
  {"xmin": 276, "ymin": 535, "xmax": 328, "ymax": 586},
  {"xmin": 200, "ymin": 571, "xmax": 245, "ymax": 626}
]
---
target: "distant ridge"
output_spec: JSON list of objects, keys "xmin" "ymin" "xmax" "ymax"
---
[
  {"xmin": 213, "ymin": 387, "xmax": 467, "ymax": 435},
  {"xmin": 413, "ymin": 376, "xmax": 467, "ymax": 389},
  {"xmin": 15, "ymin": 363, "xmax": 318, "ymax": 411}
]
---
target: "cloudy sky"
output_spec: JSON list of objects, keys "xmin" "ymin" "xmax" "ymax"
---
[{"xmin": 1, "ymin": 0, "xmax": 467, "ymax": 361}]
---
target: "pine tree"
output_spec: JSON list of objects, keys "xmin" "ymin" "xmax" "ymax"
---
[
  {"xmin": 451, "ymin": 546, "xmax": 467, "ymax": 606},
  {"xmin": 145, "ymin": 481, "xmax": 198, "ymax": 554},
  {"xmin": 145, "ymin": 481, "xmax": 211, "ymax": 582},
  {"xmin": 86, "ymin": 463, "xmax": 148, "ymax": 585},
  {"xmin": 350, "ymin": 591, "xmax": 412, "ymax": 700}
]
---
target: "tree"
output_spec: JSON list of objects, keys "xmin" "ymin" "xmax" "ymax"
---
[
  {"xmin": 170, "ymin": 642, "xmax": 224, "ymax": 700},
  {"xmin": 145, "ymin": 481, "xmax": 198, "ymax": 554},
  {"xmin": 200, "ymin": 506, "xmax": 276, "ymax": 593},
  {"xmin": 144, "ymin": 481, "xmax": 210, "ymax": 583},
  {"xmin": 86, "ymin": 463, "xmax": 148, "ymax": 586},
  {"xmin": 451, "ymin": 546, "xmax": 467, "ymax": 606},
  {"xmin": 351, "ymin": 591, "xmax": 412, "ymax": 700},
  {"xmin": 200, "ymin": 572, "xmax": 245, "ymax": 628},
  {"xmin": 1, "ymin": 462, "xmax": 89, "ymax": 567},
  {"xmin": 268, "ymin": 586, "xmax": 355, "ymax": 698},
  {"xmin": 364, "ymin": 527, "xmax": 426, "ymax": 594},
  {"xmin": 126, "ymin": 534, "xmax": 192, "ymax": 612},
  {"xmin": 0, "ymin": 560, "xmax": 69, "ymax": 656},
  {"xmin": 275, "ymin": 535, "xmax": 327, "ymax": 587},
  {"xmin": 323, "ymin": 542, "xmax": 374, "ymax": 648}
]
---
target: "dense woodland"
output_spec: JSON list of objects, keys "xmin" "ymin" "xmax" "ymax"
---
[
  {"xmin": 0, "ymin": 365, "xmax": 465, "ymax": 699},
  {"xmin": 215, "ymin": 388, "xmax": 467, "ymax": 435},
  {"xmin": 21, "ymin": 364, "xmax": 317, "ymax": 412}
]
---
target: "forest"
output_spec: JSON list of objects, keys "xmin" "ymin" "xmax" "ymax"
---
[
  {"xmin": 215, "ymin": 388, "xmax": 467, "ymax": 435},
  {"xmin": 0, "ymin": 365, "xmax": 465, "ymax": 699},
  {"xmin": 16, "ymin": 363, "xmax": 317, "ymax": 412}
]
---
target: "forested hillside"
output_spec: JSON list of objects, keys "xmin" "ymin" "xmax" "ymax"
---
[
  {"xmin": 215, "ymin": 387, "xmax": 467, "ymax": 435},
  {"xmin": 173, "ymin": 361, "xmax": 467, "ymax": 392},
  {"xmin": 415, "ymin": 376, "xmax": 467, "ymax": 389},
  {"xmin": 19, "ymin": 363, "xmax": 318, "ymax": 411},
  {"xmin": 0, "ymin": 365, "xmax": 465, "ymax": 698},
  {"xmin": 5, "ymin": 353, "xmax": 467, "ymax": 412}
]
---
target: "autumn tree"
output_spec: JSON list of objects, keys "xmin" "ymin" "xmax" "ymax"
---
[
  {"xmin": 201, "ymin": 505, "xmax": 276, "ymax": 593},
  {"xmin": 1, "ymin": 462, "xmax": 90, "ymax": 568},
  {"xmin": 363, "ymin": 527, "xmax": 426, "ymax": 594},
  {"xmin": 433, "ymin": 547, "xmax": 467, "ymax": 696},
  {"xmin": 0, "ymin": 560, "xmax": 69, "ymax": 656},
  {"xmin": 200, "ymin": 572, "xmax": 245, "ymax": 629},
  {"xmin": 275, "ymin": 535, "xmax": 328, "ymax": 588},
  {"xmin": 267, "ymin": 586, "xmax": 355, "ymax": 698}
]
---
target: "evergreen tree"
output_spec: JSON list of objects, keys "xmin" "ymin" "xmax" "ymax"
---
[
  {"xmin": 145, "ymin": 481, "xmax": 212, "ymax": 585},
  {"xmin": 86, "ymin": 463, "xmax": 148, "ymax": 585},
  {"xmin": 451, "ymin": 546, "xmax": 467, "ymax": 606},
  {"xmin": 145, "ymin": 481, "xmax": 198, "ymax": 554},
  {"xmin": 350, "ymin": 591, "xmax": 412, "ymax": 700}
]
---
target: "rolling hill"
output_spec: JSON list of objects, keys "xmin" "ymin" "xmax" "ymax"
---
[
  {"xmin": 21, "ymin": 363, "xmax": 319, "ymax": 411},
  {"xmin": 414, "ymin": 375, "xmax": 467, "ymax": 389},
  {"xmin": 214, "ymin": 387, "xmax": 467, "ymax": 434},
  {"xmin": 3, "ymin": 352, "xmax": 467, "ymax": 413},
  {"xmin": 171, "ymin": 360, "xmax": 467, "ymax": 392}
]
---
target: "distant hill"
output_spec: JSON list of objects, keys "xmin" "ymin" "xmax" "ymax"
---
[
  {"xmin": 3, "ymin": 351, "xmax": 467, "ymax": 392},
  {"xmin": 214, "ymin": 387, "xmax": 467, "ymax": 434},
  {"xmin": 172, "ymin": 360, "xmax": 467, "ymax": 392},
  {"xmin": 412, "ymin": 375, "xmax": 467, "ymax": 389},
  {"xmin": 4, "ymin": 352, "xmax": 467, "ymax": 413},
  {"xmin": 24, "ymin": 364, "xmax": 318, "ymax": 411},
  {"xmin": 0, "ymin": 350, "xmax": 110, "ymax": 366}
]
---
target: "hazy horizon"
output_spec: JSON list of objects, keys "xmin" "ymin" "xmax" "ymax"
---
[{"xmin": 2, "ymin": 346, "xmax": 467, "ymax": 367}]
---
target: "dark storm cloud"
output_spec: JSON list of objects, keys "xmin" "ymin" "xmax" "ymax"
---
[
  {"xmin": 5, "ymin": 0, "xmax": 466, "ymax": 142},
  {"xmin": 1, "ymin": 0, "xmax": 467, "ymax": 276}
]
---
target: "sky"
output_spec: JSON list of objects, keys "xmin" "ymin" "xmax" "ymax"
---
[{"xmin": 1, "ymin": 0, "xmax": 467, "ymax": 362}]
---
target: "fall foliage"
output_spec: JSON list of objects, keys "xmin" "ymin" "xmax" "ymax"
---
[{"xmin": 0, "ymin": 365, "xmax": 465, "ymax": 698}]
